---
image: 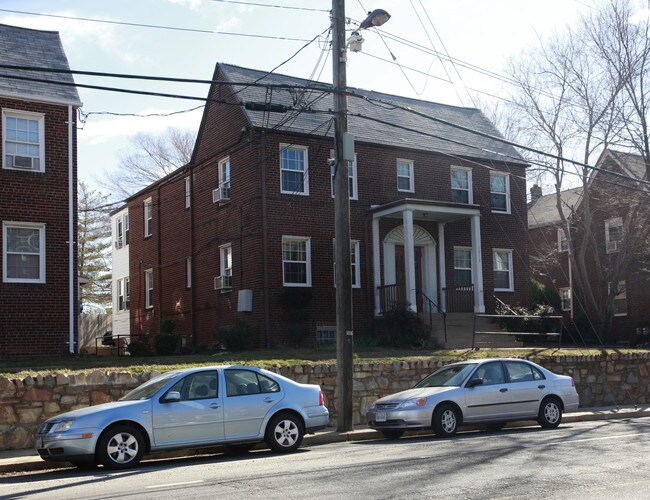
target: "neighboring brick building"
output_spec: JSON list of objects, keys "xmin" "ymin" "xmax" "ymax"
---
[
  {"xmin": 528, "ymin": 150, "xmax": 650, "ymax": 345},
  {"xmin": 126, "ymin": 63, "xmax": 530, "ymax": 349},
  {"xmin": 0, "ymin": 24, "xmax": 81, "ymax": 356}
]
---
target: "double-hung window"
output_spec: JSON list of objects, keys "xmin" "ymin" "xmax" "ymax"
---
[
  {"xmin": 558, "ymin": 227, "xmax": 568, "ymax": 252},
  {"xmin": 144, "ymin": 198, "xmax": 153, "ymax": 237},
  {"xmin": 218, "ymin": 157, "xmax": 231, "ymax": 200},
  {"xmin": 2, "ymin": 109, "xmax": 45, "ymax": 172},
  {"xmin": 3, "ymin": 222, "xmax": 45, "ymax": 283},
  {"xmin": 186, "ymin": 257, "xmax": 192, "ymax": 289},
  {"xmin": 330, "ymin": 151, "xmax": 358, "ymax": 200},
  {"xmin": 220, "ymin": 244, "xmax": 232, "ymax": 288},
  {"xmin": 145, "ymin": 269, "xmax": 153, "ymax": 309},
  {"xmin": 280, "ymin": 145, "xmax": 309, "ymax": 195},
  {"xmin": 559, "ymin": 288, "xmax": 571, "ymax": 312},
  {"xmin": 333, "ymin": 239, "xmax": 361, "ymax": 288},
  {"xmin": 396, "ymin": 159, "xmax": 414, "ymax": 192},
  {"xmin": 490, "ymin": 172, "xmax": 510, "ymax": 213},
  {"xmin": 451, "ymin": 166, "xmax": 472, "ymax": 204},
  {"xmin": 609, "ymin": 281, "xmax": 627, "ymax": 316},
  {"xmin": 117, "ymin": 277, "xmax": 130, "ymax": 310},
  {"xmin": 453, "ymin": 247, "xmax": 472, "ymax": 287},
  {"xmin": 605, "ymin": 217, "xmax": 623, "ymax": 253},
  {"xmin": 493, "ymin": 249, "xmax": 514, "ymax": 291},
  {"xmin": 115, "ymin": 212, "xmax": 129, "ymax": 249},
  {"xmin": 282, "ymin": 236, "xmax": 311, "ymax": 286},
  {"xmin": 185, "ymin": 177, "xmax": 191, "ymax": 209}
]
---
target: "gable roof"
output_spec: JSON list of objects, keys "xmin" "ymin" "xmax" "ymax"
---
[
  {"xmin": 527, "ymin": 186, "xmax": 583, "ymax": 229},
  {"xmin": 218, "ymin": 63, "xmax": 526, "ymax": 166},
  {"xmin": 600, "ymin": 149, "xmax": 647, "ymax": 180},
  {"xmin": 0, "ymin": 24, "xmax": 81, "ymax": 106}
]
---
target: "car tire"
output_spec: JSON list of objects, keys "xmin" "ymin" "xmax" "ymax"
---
[
  {"xmin": 381, "ymin": 430, "xmax": 405, "ymax": 440},
  {"xmin": 432, "ymin": 403, "xmax": 459, "ymax": 437},
  {"xmin": 266, "ymin": 413, "xmax": 304, "ymax": 453},
  {"xmin": 486, "ymin": 422, "xmax": 506, "ymax": 432},
  {"xmin": 538, "ymin": 397, "xmax": 563, "ymax": 429},
  {"xmin": 97, "ymin": 424, "xmax": 145, "ymax": 469}
]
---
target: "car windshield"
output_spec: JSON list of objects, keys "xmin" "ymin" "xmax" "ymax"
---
[
  {"xmin": 120, "ymin": 371, "xmax": 179, "ymax": 401},
  {"xmin": 414, "ymin": 363, "xmax": 477, "ymax": 388}
]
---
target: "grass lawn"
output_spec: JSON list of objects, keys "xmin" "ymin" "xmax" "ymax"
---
[{"xmin": 0, "ymin": 346, "xmax": 637, "ymax": 378}]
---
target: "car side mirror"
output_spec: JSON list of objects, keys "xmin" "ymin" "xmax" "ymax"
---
[
  {"xmin": 163, "ymin": 391, "xmax": 181, "ymax": 403},
  {"xmin": 466, "ymin": 378, "xmax": 483, "ymax": 388}
]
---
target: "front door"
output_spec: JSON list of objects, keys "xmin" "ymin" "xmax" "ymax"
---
[{"xmin": 395, "ymin": 245, "xmax": 423, "ymax": 311}]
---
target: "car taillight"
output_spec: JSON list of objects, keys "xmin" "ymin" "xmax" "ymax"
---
[{"xmin": 319, "ymin": 390, "xmax": 324, "ymax": 406}]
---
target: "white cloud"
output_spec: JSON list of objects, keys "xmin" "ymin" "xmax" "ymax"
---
[
  {"xmin": 167, "ymin": 0, "xmax": 203, "ymax": 10},
  {"xmin": 80, "ymin": 108, "xmax": 202, "ymax": 145},
  {"xmin": 629, "ymin": 7, "xmax": 650, "ymax": 24}
]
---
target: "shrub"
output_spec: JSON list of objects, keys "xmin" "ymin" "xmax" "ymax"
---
[
  {"xmin": 154, "ymin": 334, "xmax": 178, "ymax": 356},
  {"xmin": 379, "ymin": 306, "xmax": 429, "ymax": 347},
  {"xmin": 214, "ymin": 317, "xmax": 254, "ymax": 352},
  {"xmin": 160, "ymin": 318, "xmax": 176, "ymax": 336},
  {"xmin": 530, "ymin": 279, "xmax": 562, "ymax": 311},
  {"xmin": 126, "ymin": 339, "xmax": 153, "ymax": 357}
]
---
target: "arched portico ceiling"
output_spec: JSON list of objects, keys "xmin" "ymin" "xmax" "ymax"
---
[{"xmin": 385, "ymin": 225, "xmax": 435, "ymax": 246}]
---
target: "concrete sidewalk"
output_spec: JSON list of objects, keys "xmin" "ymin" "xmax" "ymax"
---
[{"xmin": 2, "ymin": 405, "xmax": 649, "ymax": 474}]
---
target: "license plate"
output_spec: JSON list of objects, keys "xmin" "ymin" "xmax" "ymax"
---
[{"xmin": 376, "ymin": 411, "xmax": 386, "ymax": 422}]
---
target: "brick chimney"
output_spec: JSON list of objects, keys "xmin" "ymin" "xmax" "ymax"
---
[{"xmin": 529, "ymin": 184, "xmax": 543, "ymax": 205}]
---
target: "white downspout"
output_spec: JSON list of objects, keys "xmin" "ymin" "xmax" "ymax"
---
[{"xmin": 68, "ymin": 104, "xmax": 75, "ymax": 354}]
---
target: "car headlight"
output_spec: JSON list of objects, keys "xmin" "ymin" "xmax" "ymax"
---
[
  {"xmin": 52, "ymin": 420, "xmax": 75, "ymax": 433},
  {"xmin": 369, "ymin": 402, "xmax": 377, "ymax": 410},
  {"xmin": 398, "ymin": 397, "xmax": 427, "ymax": 409}
]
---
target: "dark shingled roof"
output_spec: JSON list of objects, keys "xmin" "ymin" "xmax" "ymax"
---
[
  {"xmin": 0, "ymin": 24, "xmax": 81, "ymax": 106},
  {"xmin": 606, "ymin": 149, "xmax": 647, "ymax": 179},
  {"xmin": 527, "ymin": 187, "xmax": 583, "ymax": 229},
  {"xmin": 219, "ymin": 63, "xmax": 526, "ymax": 165}
]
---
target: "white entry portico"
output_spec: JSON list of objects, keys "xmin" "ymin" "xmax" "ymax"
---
[{"xmin": 371, "ymin": 199, "xmax": 485, "ymax": 315}]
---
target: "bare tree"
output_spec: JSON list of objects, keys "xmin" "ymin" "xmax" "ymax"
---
[
  {"xmin": 505, "ymin": 0, "xmax": 650, "ymax": 342},
  {"xmin": 100, "ymin": 127, "xmax": 196, "ymax": 200}
]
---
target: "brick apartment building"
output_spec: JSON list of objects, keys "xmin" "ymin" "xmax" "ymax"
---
[
  {"xmin": 528, "ymin": 149, "xmax": 650, "ymax": 345},
  {"xmin": 124, "ymin": 63, "xmax": 530, "ymax": 349},
  {"xmin": 0, "ymin": 24, "xmax": 81, "ymax": 357}
]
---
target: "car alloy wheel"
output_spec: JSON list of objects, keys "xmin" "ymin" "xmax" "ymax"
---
[
  {"xmin": 98, "ymin": 425, "xmax": 145, "ymax": 469},
  {"xmin": 538, "ymin": 397, "xmax": 562, "ymax": 429},
  {"xmin": 432, "ymin": 403, "xmax": 459, "ymax": 437},
  {"xmin": 266, "ymin": 413, "xmax": 304, "ymax": 453}
]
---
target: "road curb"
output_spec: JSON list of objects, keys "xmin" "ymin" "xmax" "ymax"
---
[{"xmin": 3, "ymin": 407, "xmax": 649, "ymax": 474}]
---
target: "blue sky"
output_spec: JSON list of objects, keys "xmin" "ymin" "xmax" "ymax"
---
[{"xmin": 1, "ymin": 0, "xmax": 599, "ymax": 194}]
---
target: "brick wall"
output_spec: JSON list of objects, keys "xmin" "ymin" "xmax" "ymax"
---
[{"xmin": 0, "ymin": 97, "xmax": 78, "ymax": 357}]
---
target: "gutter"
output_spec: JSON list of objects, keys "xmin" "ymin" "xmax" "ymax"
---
[{"xmin": 68, "ymin": 104, "xmax": 75, "ymax": 354}]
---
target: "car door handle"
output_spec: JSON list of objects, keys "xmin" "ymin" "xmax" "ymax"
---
[
  {"xmin": 210, "ymin": 403, "xmax": 221, "ymax": 409},
  {"xmin": 538, "ymin": 385, "xmax": 546, "ymax": 389},
  {"xmin": 264, "ymin": 397, "xmax": 275, "ymax": 403},
  {"xmin": 499, "ymin": 388, "xmax": 508, "ymax": 393}
]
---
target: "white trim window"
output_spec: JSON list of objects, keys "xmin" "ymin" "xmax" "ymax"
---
[
  {"xmin": 493, "ymin": 249, "xmax": 514, "ymax": 291},
  {"xmin": 316, "ymin": 327, "xmax": 336, "ymax": 344},
  {"xmin": 117, "ymin": 277, "xmax": 130, "ymax": 310},
  {"xmin": 280, "ymin": 145, "xmax": 309, "ymax": 195},
  {"xmin": 490, "ymin": 172, "xmax": 510, "ymax": 213},
  {"xmin": 330, "ymin": 151, "xmax": 358, "ymax": 200},
  {"xmin": 559, "ymin": 287, "xmax": 571, "ymax": 312},
  {"xmin": 145, "ymin": 269, "xmax": 154, "ymax": 309},
  {"xmin": 451, "ymin": 166, "xmax": 472, "ymax": 204},
  {"xmin": 333, "ymin": 239, "xmax": 361, "ymax": 288},
  {"xmin": 185, "ymin": 176, "xmax": 191, "ymax": 209},
  {"xmin": 219, "ymin": 244, "xmax": 232, "ymax": 288},
  {"xmin": 453, "ymin": 247, "xmax": 472, "ymax": 287},
  {"xmin": 396, "ymin": 159, "xmax": 414, "ymax": 192},
  {"xmin": 186, "ymin": 256, "xmax": 192, "ymax": 289},
  {"xmin": 2, "ymin": 109, "xmax": 45, "ymax": 172},
  {"xmin": 219, "ymin": 156, "xmax": 231, "ymax": 198},
  {"xmin": 558, "ymin": 227, "xmax": 568, "ymax": 253},
  {"xmin": 609, "ymin": 281, "xmax": 627, "ymax": 316},
  {"xmin": 3, "ymin": 222, "xmax": 46, "ymax": 283},
  {"xmin": 282, "ymin": 236, "xmax": 311, "ymax": 286},
  {"xmin": 115, "ymin": 212, "xmax": 129, "ymax": 249},
  {"xmin": 605, "ymin": 217, "xmax": 623, "ymax": 253},
  {"xmin": 144, "ymin": 198, "xmax": 153, "ymax": 237}
]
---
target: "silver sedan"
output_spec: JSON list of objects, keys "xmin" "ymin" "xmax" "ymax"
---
[
  {"xmin": 35, "ymin": 365, "xmax": 329, "ymax": 469},
  {"xmin": 366, "ymin": 358, "xmax": 579, "ymax": 439}
]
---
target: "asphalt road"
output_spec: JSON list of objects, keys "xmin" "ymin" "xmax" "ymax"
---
[{"xmin": 2, "ymin": 417, "xmax": 650, "ymax": 499}]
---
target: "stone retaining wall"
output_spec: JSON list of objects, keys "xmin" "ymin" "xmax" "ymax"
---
[{"xmin": 2, "ymin": 353, "xmax": 649, "ymax": 450}]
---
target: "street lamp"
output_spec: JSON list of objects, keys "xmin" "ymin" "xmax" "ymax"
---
[{"xmin": 331, "ymin": 1, "xmax": 390, "ymax": 432}]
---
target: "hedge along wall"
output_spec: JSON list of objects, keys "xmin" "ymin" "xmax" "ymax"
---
[{"xmin": 1, "ymin": 352, "xmax": 649, "ymax": 451}]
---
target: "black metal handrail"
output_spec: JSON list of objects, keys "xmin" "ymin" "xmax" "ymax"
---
[
  {"xmin": 377, "ymin": 283, "xmax": 407, "ymax": 314},
  {"xmin": 416, "ymin": 290, "xmax": 447, "ymax": 343}
]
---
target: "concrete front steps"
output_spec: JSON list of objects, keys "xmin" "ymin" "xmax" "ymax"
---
[{"xmin": 424, "ymin": 312, "xmax": 523, "ymax": 349}]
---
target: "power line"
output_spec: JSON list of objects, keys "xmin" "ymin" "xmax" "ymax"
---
[
  {"xmin": 209, "ymin": 0, "xmax": 328, "ymax": 12},
  {"xmin": 0, "ymin": 8, "xmax": 312, "ymax": 42}
]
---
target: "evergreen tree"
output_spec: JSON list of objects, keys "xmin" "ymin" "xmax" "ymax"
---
[{"xmin": 78, "ymin": 181, "xmax": 112, "ymax": 310}]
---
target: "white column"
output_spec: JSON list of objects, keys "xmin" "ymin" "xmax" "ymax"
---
[
  {"xmin": 403, "ymin": 209, "xmax": 417, "ymax": 312},
  {"xmin": 470, "ymin": 214, "xmax": 485, "ymax": 313},
  {"xmin": 438, "ymin": 223, "xmax": 446, "ymax": 312},
  {"xmin": 372, "ymin": 216, "xmax": 381, "ymax": 316}
]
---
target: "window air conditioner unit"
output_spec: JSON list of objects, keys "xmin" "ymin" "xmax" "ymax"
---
[
  {"xmin": 214, "ymin": 275, "xmax": 232, "ymax": 290},
  {"xmin": 115, "ymin": 237, "xmax": 123, "ymax": 249},
  {"xmin": 7, "ymin": 154, "xmax": 36, "ymax": 170},
  {"xmin": 212, "ymin": 185, "xmax": 231, "ymax": 203},
  {"xmin": 607, "ymin": 240, "xmax": 620, "ymax": 252}
]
